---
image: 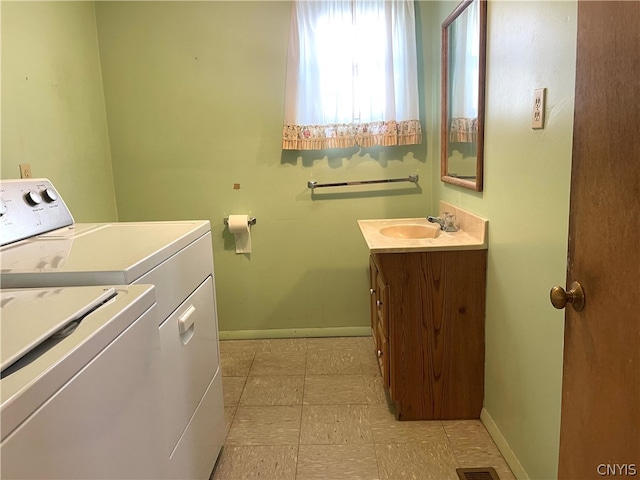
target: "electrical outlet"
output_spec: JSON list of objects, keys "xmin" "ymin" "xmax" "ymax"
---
[
  {"xmin": 19, "ymin": 163, "xmax": 32, "ymax": 178},
  {"xmin": 532, "ymin": 88, "xmax": 546, "ymax": 129}
]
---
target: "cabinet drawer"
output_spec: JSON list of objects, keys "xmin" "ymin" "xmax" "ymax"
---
[{"xmin": 376, "ymin": 321, "xmax": 390, "ymax": 389}]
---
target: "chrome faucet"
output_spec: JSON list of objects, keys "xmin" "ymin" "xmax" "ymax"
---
[
  {"xmin": 427, "ymin": 216, "xmax": 445, "ymax": 228},
  {"xmin": 427, "ymin": 213, "xmax": 458, "ymax": 232}
]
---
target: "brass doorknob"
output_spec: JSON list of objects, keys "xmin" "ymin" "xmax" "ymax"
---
[{"xmin": 550, "ymin": 281, "xmax": 585, "ymax": 312}]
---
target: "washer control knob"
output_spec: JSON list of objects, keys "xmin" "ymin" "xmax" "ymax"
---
[
  {"xmin": 25, "ymin": 190, "xmax": 43, "ymax": 206},
  {"xmin": 42, "ymin": 188, "xmax": 58, "ymax": 202}
]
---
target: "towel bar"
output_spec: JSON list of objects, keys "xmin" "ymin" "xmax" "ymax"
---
[{"xmin": 307, "ymin": 174, "xmax": 419, "ymax": 190}]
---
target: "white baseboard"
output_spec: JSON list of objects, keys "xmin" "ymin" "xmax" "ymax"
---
[
  {"xmin": 481, "ymin": 407, "xmax": 530, "ymax": 480},
  {"xmin": 219, "ymin": 326, "xmax": 371, "ymax": 340}
]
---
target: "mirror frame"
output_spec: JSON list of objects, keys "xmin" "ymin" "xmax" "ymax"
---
[{"xmin": 441, "ymin": 0, "xmax": 487, "ymax": 192}]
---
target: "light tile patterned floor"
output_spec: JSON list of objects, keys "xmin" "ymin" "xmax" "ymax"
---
[{"xmin": 211, "ymin": 337, "xmax": 515, "ymax": 480}]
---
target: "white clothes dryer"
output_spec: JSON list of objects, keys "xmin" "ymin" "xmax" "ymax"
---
[{"xmin": 0, "ymin": 179, "xmax": 224, "ymax": 479}]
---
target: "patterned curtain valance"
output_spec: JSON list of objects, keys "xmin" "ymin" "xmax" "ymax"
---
[
  {"xmin": 449, "ymin": 117, "xmax": 478, "ymax": 143},
  {"xmin": 282, "ymin": 120, "xmax": 422, "ymax": 150}
]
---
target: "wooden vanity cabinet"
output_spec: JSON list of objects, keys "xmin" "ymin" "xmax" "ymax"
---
[{"xmin": 369, "ymin": 249, "xmax": 487, "ymax": 421}]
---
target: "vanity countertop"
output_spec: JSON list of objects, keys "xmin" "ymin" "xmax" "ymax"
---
[{"xmin": 358, "ymin": 203, "xmax": 488, "ymax": 254}]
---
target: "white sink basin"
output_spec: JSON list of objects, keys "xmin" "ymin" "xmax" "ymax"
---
[
  {"xmin": 357, "ymin": 204, "xmax": 488, "ymax": 253},
  {"xmin": 379, "ymin": 224, "xmax": 440, "ymax": 239}
]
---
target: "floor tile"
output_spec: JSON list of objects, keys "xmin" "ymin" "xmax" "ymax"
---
[
  {"xmin": 239, "ymin": 375, "xmax": 304, "ymax": 406},
  {"xmin": 256, "ymin": 338, "xmax": 308, "ymax": 353},
  {"xmin": 307, "ymin": 336, "xmax": 364, "ymax": 351},
  {"xmin": 306, "ymin": 348, "xmax": 362, "ymax": 374},
  {"xmin": 222, "ymin": 376, "xmax": 246, "ymax": 406},
  {"xmin": 442, "ymin": 420, "xmax": 495, "ymax": 445},
  {"xmin": 375, "ymin": 442, "xmax": 459, "ymax": 480},
  {"xmin": 359, "ymin": 348, "xmax": 383, "ymax": 376},
  {"xmin": 296, "ymin": 444, "xmax": 379, "ymax": 480},
  {"xmin": 223, "ymin": 406, "xmax": 236, "ymax": 438},
  {"xmin": 303, "ymin": 375, "xmax": 368, "ymax": 405},
  {"xmin": 219, "ymin": 339, "xmax": 260, "ymax": 356},
  {"xmin": 248, "ymin": 351, "xmax": 307, "ymax": 376},
  {"xmin": 368, "ymin": 405, "xmax": 448, "ymax": 443},
  {"xmin": 363, "ymin": 375, "xmax": 391, "ymax": 405},
  {"xmin": 300, "ymin": 404, "xmax": 373, "ymax": 445},
  {"xmin": 220, "ymin": 351, "xmax": 255, "ymax": 377},
  {"xmin": 211, "ymin": 445, "xmax": 297, "ymax": 480},
  {"xmin": 226, "ymin": 406, "xmax": 302, "ymax": 446},
  {"xmin": 356, "ymin": 335, "xmax": 375, "ymax": 351},
  {"xmin": 442, "ymin": 421, "xmax": 515, "ymax": 480}
]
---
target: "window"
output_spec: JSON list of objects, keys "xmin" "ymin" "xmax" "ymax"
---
[{"xmin": 282, "ymin": 0, "xmax": 422, "ymax": 150}]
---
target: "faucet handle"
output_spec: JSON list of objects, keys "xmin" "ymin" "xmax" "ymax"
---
[{"xmin": 443, "ymin": 213, "xmax": 458, "ymax": 232}]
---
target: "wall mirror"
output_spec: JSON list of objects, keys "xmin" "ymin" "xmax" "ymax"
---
[{"xmin": 441, "ymin": 0, "xmax": 487, "ymax": 192}]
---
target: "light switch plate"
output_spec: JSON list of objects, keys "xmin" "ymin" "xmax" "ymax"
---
[{"xmin": 532, "ymin": 88, "xmax": 546, "ymax": 129}]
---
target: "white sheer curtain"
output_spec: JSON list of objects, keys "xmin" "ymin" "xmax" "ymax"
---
[{"xmin": 283, "ymin": 0, "xmax": 422, "ymax": 150}]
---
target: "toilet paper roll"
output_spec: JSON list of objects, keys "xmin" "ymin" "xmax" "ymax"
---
[{"xmin": 228, "ymin": 214, "xmax": 252, "ymax": 254}]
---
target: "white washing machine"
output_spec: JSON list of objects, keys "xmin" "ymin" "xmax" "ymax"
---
[
  {"xmin": 1, "ymin": 284, "xmax": 164, "ymax": 479},
  {"xmin": 0, "ymin": 179, "xmax": 225, "ymax": 479}
]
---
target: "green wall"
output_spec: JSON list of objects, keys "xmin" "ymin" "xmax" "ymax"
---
[
  {"xmin": 1, "ymin": 1, "xmax": 578, "ymax": 478},
  {"xmin": 431, "ymin": 1, "xmax": 577, "ymax": 479},
  {"xmin": 94, "ymin": 1, "xmax": 433, "ymax": 336},
  {"xmin": 1, "ymin": 2, "xmax": 117, "ymax": 222}
]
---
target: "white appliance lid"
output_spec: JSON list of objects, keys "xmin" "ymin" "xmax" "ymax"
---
[
  {"xmin": 0, "ymin": 284, "xmax": 156, "ymax": 441},
  {"xmin": 0, "ymin": 221, "xmax": 209, "ymax": 286},
  {"xmin": 1, "ymin": 287, "xmax": 117, "ymax": 372}
]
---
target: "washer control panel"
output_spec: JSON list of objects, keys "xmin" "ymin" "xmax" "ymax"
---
[{"xmin": 0, "ymin": 179, "xmax": 74, "ymax": 246}]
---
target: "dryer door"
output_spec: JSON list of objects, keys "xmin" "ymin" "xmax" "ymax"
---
[{"xmin": 158, "ymin": 275, "xmax": 222, "ymax": 460}]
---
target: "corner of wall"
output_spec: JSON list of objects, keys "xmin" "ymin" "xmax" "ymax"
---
[{"xmin": 90, "ymin": 1, "xmax": 118, "ymax": 222}]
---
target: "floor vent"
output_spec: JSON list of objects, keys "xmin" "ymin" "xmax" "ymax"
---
[{"xmin": 456, "ymin": 467, "xmax": 500, "ymax": 480}]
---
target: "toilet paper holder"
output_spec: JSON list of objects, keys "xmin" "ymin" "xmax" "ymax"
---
[{"xmin": 224, "ymin": 217, "xmax": 257, "ymax": 226}]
